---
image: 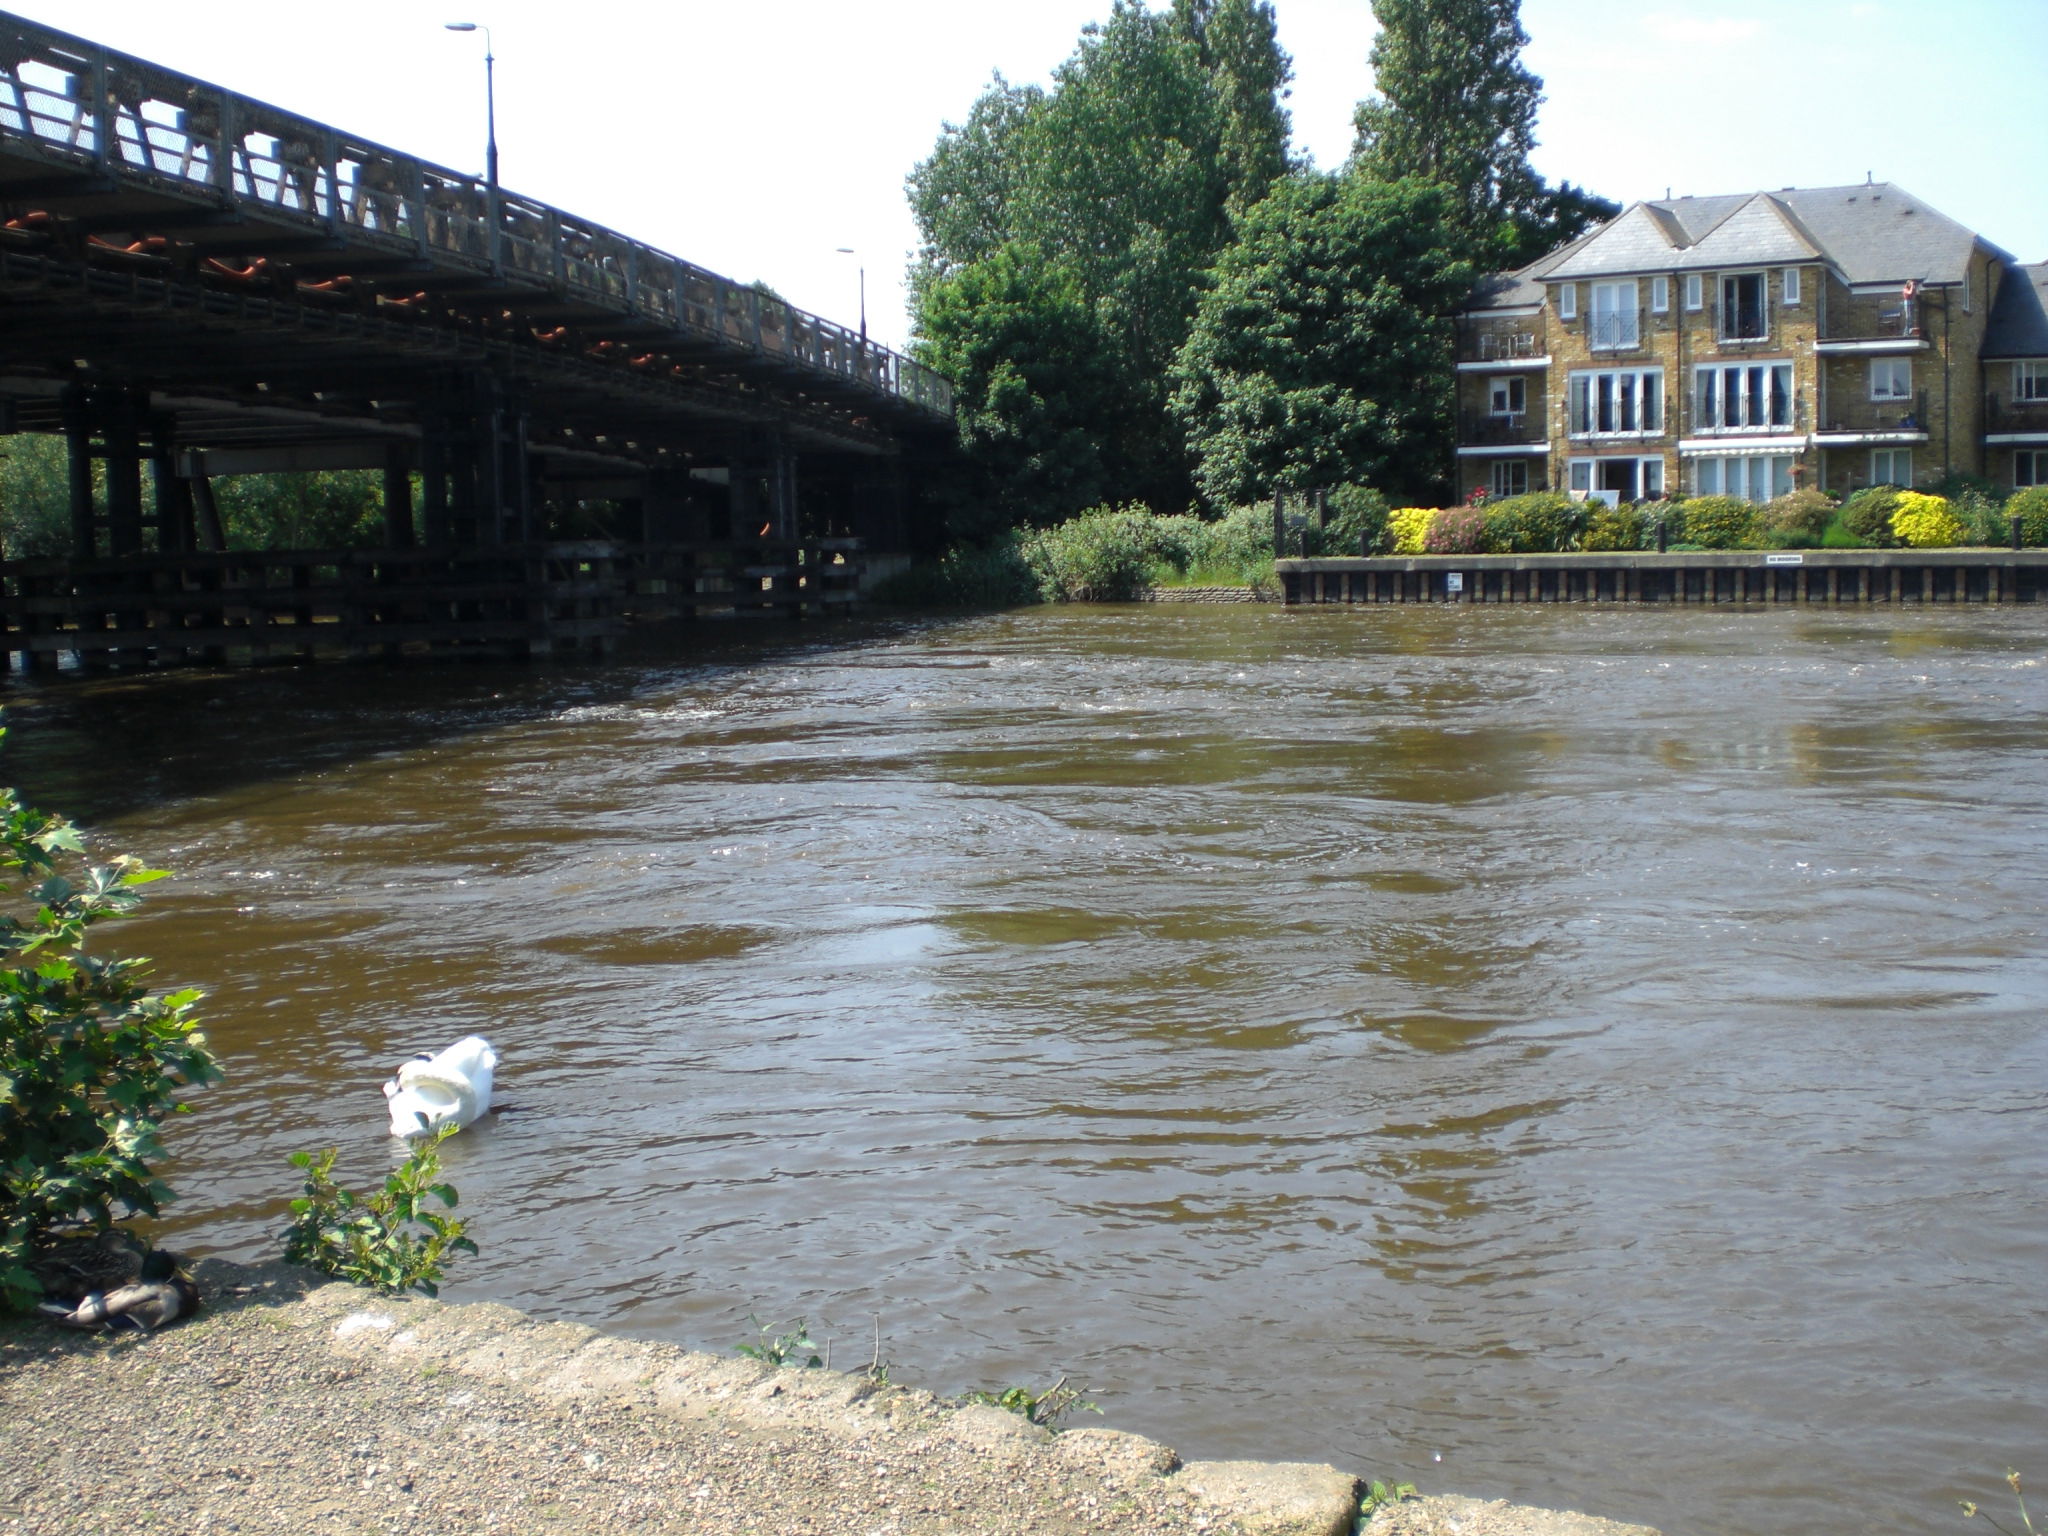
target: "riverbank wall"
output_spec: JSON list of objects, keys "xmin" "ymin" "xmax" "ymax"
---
[
  {"xmin": 0, "ymin": 1256, "xmax": 1660, "ymax": 1536},
  {"xmin": 1276, "ymin": 549, "xmax": 2048, "ymax": 606}
]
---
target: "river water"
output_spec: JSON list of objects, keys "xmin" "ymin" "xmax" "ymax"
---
[{"xmin": 6, "ymin": 604, "xmax": 2047, "ymax": 1535}]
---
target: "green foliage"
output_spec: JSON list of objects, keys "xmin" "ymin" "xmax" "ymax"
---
[
  {"xmin": 281, "ymin": 1128, "xmax": 476, "ymax": 1296},
  {"xmin": 1579, "ymin": 500, "xmax": 1647, "ymax": 552},
  {"xmin": 2007, "ymin": 485, "xmax": 2048, "ymax": 546},
  {"xmin": 1757, "ymin": 487, "xmax": 1837, "ymax": 547},
  {"xmin": 1321, "ymin": 485, "xmax": 1393, "ymax": 555},
  {"xmin": 1349, "ymin": 0, "xmax": 1615, "ymax": 266},
  {"xmin": 963, "ymin": 1375, "xmax": 1100, "ymax": 1429},
  {"xmin": 1840, "ymin": 485, "xmax": 1904, "ymax": 548},
  {"xmin": 737, "ymin": 1315, "xmax": 824, "ymax": 1369},
  {"xmin": 0, "ymin": 434, "xmax": 72, "ymax": 559},
  {"xmin": 1676, "ymin": 495, "xmax": 1761, "ymax": 550},
  {"xmin": 1360, "ymin": 1478, "xmax": 1419, "ymax": 1518},
  {"xmin": 1019, "ymin": 504, "xmax": 1204, "ymax": 601},
  {"xmin": 868, "ymin": 538, "xmax": 1043, "ymax": 608},
  {"xmin": 1171, "ymin": 173, "xmax": 1473, "ymax": 506},
  {"xmin": 908, "ymin": 1, "xmax": 1295, "ymax": 514},
  {"xmin": 1890, "ymin": 491, "xmax": 1965, "ymax": 548},
  {"xmin": 1960, "ymin": 1468, "xmax": 2036, "ymax": 1536},
  {"xmin": 1, "ymin": 731, "xmax": 220, "ymax": 1313},
  {"xmin": 1947, "ymin": 485, "xmax": 2008, "ymax": 546},
  {"xmin": 1820, "ymin": 514, "xmax": 1868, "ymax": 549},
  {"xmin": 1479, "ymin": 489, "xmax": 1579, "ymax": 552},
  {"xmin": 1421, "ymin": 505, "xmax": 1486, "ymax": 553},
  {"xmin": 913, "ymin": 245, "xmax": 1122, "ymax": 534}
]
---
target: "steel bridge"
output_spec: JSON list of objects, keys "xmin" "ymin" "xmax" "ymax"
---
[{"xmin": 0, "ymin": 11, "xmax": 953, "ymax": 658}]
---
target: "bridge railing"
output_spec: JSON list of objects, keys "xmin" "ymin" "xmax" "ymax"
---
[{"xmin": 0, "ymin": 10, "xmax": 952, "ymax": 419}]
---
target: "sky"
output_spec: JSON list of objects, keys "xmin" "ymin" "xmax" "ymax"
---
[{"xmin": 18, "ymin": 0, "xmax": 2047, "ymax": 353}]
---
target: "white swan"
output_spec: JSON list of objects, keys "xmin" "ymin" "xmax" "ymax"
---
[{"xmin": 383, "ymin": 1035, "xmax": 498, "ymax": 1138}]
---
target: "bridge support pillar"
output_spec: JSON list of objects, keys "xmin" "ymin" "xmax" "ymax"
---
[
  {"xmin": 151, "ymin": 420, "xmax": 195, "ymax": 555},
  {"xmin": 420, "ymin": 422, "xmax": 451, "ymax": 547},
  {"xmin": 60, "ymin": 384, "xmax": 95, "ymax": 559},
  {"xmin": 382, "ymin": 443, "xmax": 415, "ymax": 548},
  {"xmin": 104, "ymin": 388, "xmax": 147, "ymax": 557}
]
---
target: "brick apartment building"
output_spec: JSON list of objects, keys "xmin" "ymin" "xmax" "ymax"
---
[{"xmin": 1454, "ymin": 183, "xmax": 2048, "ymax": 504}]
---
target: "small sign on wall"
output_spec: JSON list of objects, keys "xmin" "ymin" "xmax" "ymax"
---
[
  {"xmin": 1765, "ymin": 553, "xmax": 1805, "ymax": 566},
  {"xmin": 1445, "ymin": 572, "xmax": 1465, "ymax": 593}
]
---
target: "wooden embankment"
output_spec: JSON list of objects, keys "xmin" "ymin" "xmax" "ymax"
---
[
  {"xmin": 0, "ymin": 540, "xmax": 865, "ymax": 672},
  {"xmin": 1277, "ymin": 549, "xmax": 2048, "ymax": 607}
]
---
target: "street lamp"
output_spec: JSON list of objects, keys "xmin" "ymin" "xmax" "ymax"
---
[
  {"xmin": 834, "ymin": 247, "xmax": 867, "ymax": 344},
  {"xmin": 444, "ymin": 22, "xmax": 498, "ymax": 203}
]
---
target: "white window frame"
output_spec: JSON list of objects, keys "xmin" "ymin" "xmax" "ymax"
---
[
  {"xmin": 1870, "ymin": 358, "xmax": 1913, "ymax": 401},
  {"xmin": 1589, "ymin": 280, "xmax": 1640, "ymax": 350},
  {"xmin": 1692, "ymin": 455, "xmax": 1794, "ymax": 502},
  {"xmin": 1782, "ymin": 267, "xmax": 1801, "ymax": 305},
  {"xmin": 2016, "ymin": 361, "xmax": 2048, "ymax": 402},
  {"xmin": 1487, "ymin": 375, "xmax": 1526, "ymax": 416},
  {"xmin": 1871, "ymin": 448, "xmax": 1912, "ymax": 486},
  {"xmin": 1693, "ymin": 363, "xmax": 1795, "ymax": 431},
  {"xmin": 1568, "ymin": 459, "xmax": 1592, "ymax": 493},
  {"xmin": 1490, "ymin": 459, "xmax": 1529, "ymax": 497},
  {"xmin": 1568, "ymin": 367, "xmax": 1663, "ymax": 437},
  {"xmin": 1651, "ymin": 276, "xmax": 1670, "ymax": 314},
  {"xmin": 2015, "ymin": 449, "xmax": 2044, "ymax": 488},
  {"xmin": 1684, "ymin": 273, "xmax": 1703, "ymax": 311},
  {"xmin": 1556, "ymin": 283, "xmax": 1577, "ymax": 321}
]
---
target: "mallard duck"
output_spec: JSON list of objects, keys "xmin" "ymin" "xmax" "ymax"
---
[
  {"xmin": 39, "ymin": 1249, "xmax": 199, "ymax": 1332},
  {"xmin": 382, "ymin": 1034, "xmax": 497, "ymax": 1138}
]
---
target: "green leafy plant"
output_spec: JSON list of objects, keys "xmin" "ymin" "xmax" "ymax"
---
[
  {"xmin": 1580, "ymin": 500, "xmax": 1647, "ymax": 552},
  {"xmin": 1359, "ymin": 1477, "xmax": 1419, "ymax": 1519},
  {"xmin": 1961, "ymin": 1468, "xmax": 2036, "ymax": 1536},
  {"xmin": 2007, "ymin": 485, "xmax": 2048, "ymax": 547},
  {"xmin": 1673, "ymin": 494, "xmax": 1760, "ymax": 550},
  {"xmin": 1759, "ymin": 487, "xmax": 1837, "ymax": 547},
  {"xmin": 737, "ymin": 1314, "xmax": 824, "ymax": 1368},
  {"xmin": 1, "ymin": 731, "xmax": 220, "ymax": 1313},
  {"xmin": 281, "ymin": 1127, "xmax": 475, "ymax": 1296},
  {"xmin": 1840, "ymin": 485, "xmax": 1904, "ymax": 548},
  {"xmin": 1480, "ymin": 490, "xmax": 1581, "ymax": 553},
  {"xmin": 963, "ymin": 1375, "xmax": 1100, "ymax": 1429}
]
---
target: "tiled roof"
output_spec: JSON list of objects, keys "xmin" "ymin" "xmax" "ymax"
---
[
  {"xmin": 1984, "ymin": 263, "xmax": 2048, "ymax": 358},
  {"xmin": 1533, "ymin": 183, "xmax": 1983, "ymax": 285}
]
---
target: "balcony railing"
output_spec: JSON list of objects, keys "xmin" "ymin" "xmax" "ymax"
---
[
  {"xmin": 1818, "ymin": 392, "xmax": 1930, "ymax": 437},
  {"xmin": 1458, "ymin": 412, "xmax": 1546, "ymax": 446},
  {"xmin": 1986, "ymin": 396, "xmax": 2048, "ymax": 435},
  {"xmin": 1820, "ymin": 306, "xmax": 1923, "ymax": 343},
  {"xmin": 1461, "ymin": 330, "xmax": 1542, "ymax": 364},
  {"xmin": 1586, "ymin": 308, "xmax": 1645, "ymax": 352}
]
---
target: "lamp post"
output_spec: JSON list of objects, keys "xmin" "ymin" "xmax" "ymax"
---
[
  {"xmin": 834, "ymin": 247, "xmax": 867, "ymax": 344},
  {"xmin": 444, "ymin": 22, "xmax": 497, "ymax": 261}
]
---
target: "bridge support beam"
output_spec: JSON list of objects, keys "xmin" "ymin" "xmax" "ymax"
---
[{"xmin": 383, "ymin": 442, "xmax": 415, "ymax": 548}]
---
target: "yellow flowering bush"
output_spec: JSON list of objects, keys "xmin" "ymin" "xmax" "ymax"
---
[
  {"xmin": 1390, "ymin": 506, "xmax": 1436, "ymax": 555},
  {"xmin": 1891, "ymin": 491, "xmax": 1965, "ymax": 548}
]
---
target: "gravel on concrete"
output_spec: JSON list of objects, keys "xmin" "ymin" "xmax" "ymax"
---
[{"xmin": 0, "ymin": 1257, "xmax": 1660, "ymax": 1536}]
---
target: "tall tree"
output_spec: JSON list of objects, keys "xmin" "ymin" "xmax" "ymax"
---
[
  {"xmin": 1350, "ymin": 0, "xmax": 1612, "ymax": 265},
  {"xmin": 1170, "ymin": 174, "xmax": 1472, "ymax": 506},
  {"xmin": 907, "ymin": 0, "xmax": 1294, "ymax": 522}
]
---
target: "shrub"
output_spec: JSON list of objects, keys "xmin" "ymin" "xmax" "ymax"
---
[
  {"xmin": 1480, "ymin": 490, "xmax": 1581, "ymax": 553},
  {"xmin": 2008, "ymin": 485, "xmax": 2048, "ymax": 547},
  {"xmin": 1840, "ymin": 486, "xmax": 1904, "ymax": 548},
  {"xmin": 1018, "ymin": 504, "xmax": 1200, "ymax": 602},
  {"xmin": 1580, "ymin": 501, "xmax": 1647, "ymax": 552},
  {"xmin": 1422, "ymin": 506, "xmax": 1486, "ymax": 554},
  {"xmin": 1759, "ymin": 487, "xmax": 1837, "ymax": 546},
  {"xmin": 0, "ymin": 734, "xmax": 220, "ymax": 1312},
  {"xmin": 1318, "ymin": 484, "xmax": 1391, "ymax": 555},
  {"xmin": 1890, "ymin": 491, "xmax": 1965, "ymax": 548},
  {"xmin": 1675, "ymin": 495, "xmax": 1760, "ymax": 550},
  {"xmin": 1947, "ymin": 486, "xmax": 2008, "ymax": 546},
  {"xmin": 1178, "ymin": 503, "xmax": 1279, "ymax": 585},
  {"xmin": 1388, "ymin": 506, "xmax": 1435, "ymax": 555},
  {"xmin": 283, "ymin": 1128, "xmax": 475, "ymax": 1296},
  {"xmin": 868, "ymin": 538, "xmax": 1043, "ymax": 607}
]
